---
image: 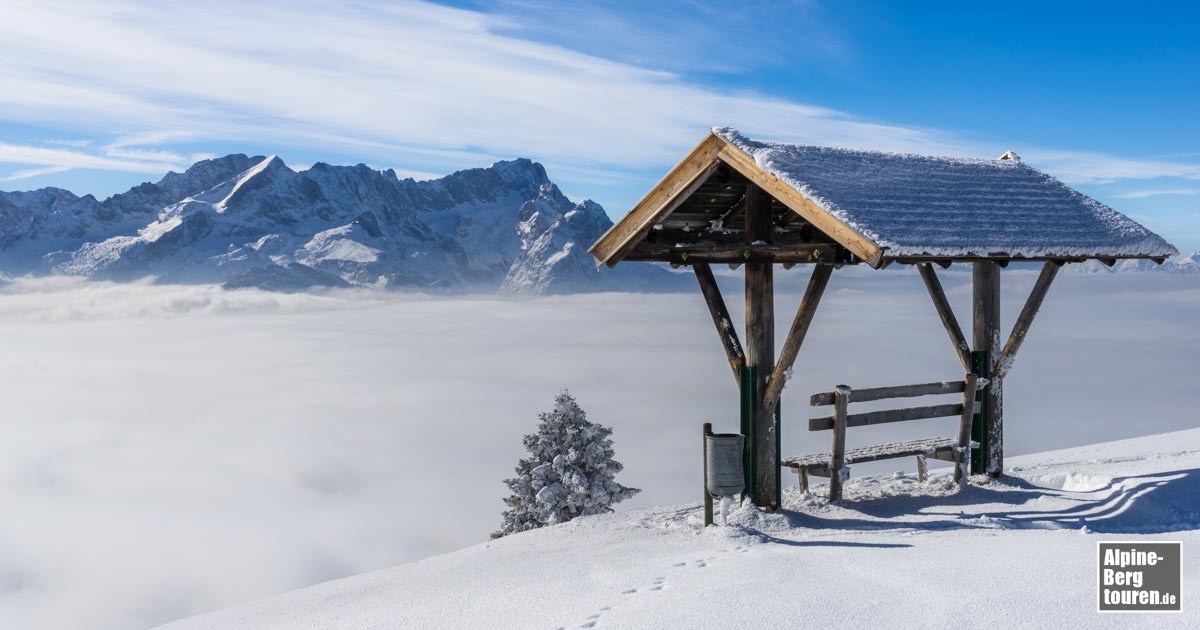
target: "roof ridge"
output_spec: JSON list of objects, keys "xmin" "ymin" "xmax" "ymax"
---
[{"xmin": 712, "ymin": 126, "xmax": 1024, "ymax": 167}]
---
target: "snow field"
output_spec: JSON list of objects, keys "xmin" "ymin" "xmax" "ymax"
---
[{"xmin": 158, "ymin": 429, "xmax": 1200, "ymax": 629}]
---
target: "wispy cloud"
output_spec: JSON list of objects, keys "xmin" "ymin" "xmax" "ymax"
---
[
  {"xmin": 1115, "ymin": 188, "xmax": 1200, "ymax": 199},
  {"xmin": 44, "ymin": 139, "xmax": 92, "ymax": 148},
  {"xmin": 101, "ymin": 131, "xmax": 199, "ymax": 163},
  {"xmin": 0, "ymin": 165, "xmax": 72, "ymax": 182},
  {"xmin": 0, "ymin": 132, "xmax": 220, "ymax": 183},
  {"xmin": 0, "ymin": 141, "xmax": 185, "ymax": 176},
  {"xmin": 0, "ymin": 0, "xmax": 1196, "ymax": 190},
  {"xmin": 1030, "ymin": 152, "xmax": 1200, "ymax": 185},
  {"xmin": 482, "ymin": 0, "xmax": 846, "ymax": 75}
]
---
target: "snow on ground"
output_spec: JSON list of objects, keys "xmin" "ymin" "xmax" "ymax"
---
[
  {"xmin": 155, "ymin": 429, "xmax": 1200, "ymax": 629},
  {"xmin": 0, "ymin": 270, "xmax": 1196, "ymax": 629}
]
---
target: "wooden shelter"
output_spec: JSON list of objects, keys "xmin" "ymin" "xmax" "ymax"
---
[{"xmin": 590, "ymin": 128, "xmax": 1177, "ymax": 510}]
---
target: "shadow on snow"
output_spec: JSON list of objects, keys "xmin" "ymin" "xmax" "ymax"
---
[{"xmin": 773, "ymin": 468, "xmax": 1200, "ymax": 536}]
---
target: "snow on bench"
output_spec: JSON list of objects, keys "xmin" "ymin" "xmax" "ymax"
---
[{"xmin": 784, "ymin": 436, "xmax": 960, "ymax": 470}]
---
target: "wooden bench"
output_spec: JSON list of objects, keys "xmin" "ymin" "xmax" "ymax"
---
[{"xmin": 784, "ymin": 374, "xmax": 981, "ymax": 501}]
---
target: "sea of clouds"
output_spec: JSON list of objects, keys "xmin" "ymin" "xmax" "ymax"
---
[{"xmin": 0, "ymin": 269, "xmax": 1195, "ymax": 629}]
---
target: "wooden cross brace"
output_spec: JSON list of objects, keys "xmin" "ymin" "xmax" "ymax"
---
[
  {"xmin": 761, "ymin": 263, "xmax": 834, "ymax": 413},
  {"xmin": 692, "ymin": 262, "xmax": 835, "ymax": 404},
  {"xmin": 993, "ymin": 261, "xmax": 1060, "ymax": 380},
  {"xmin": 693, "ymin": 262, "xmax": 746, "ymax": 384},
  {"xmin": 916, "ymin": 261, "xmax": 1060, "ymax": 381}
]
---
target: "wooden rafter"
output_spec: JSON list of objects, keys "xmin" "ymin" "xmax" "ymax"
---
[
  {"xmin": 716, "ymin": 143, "xmax": 884, "ymax": 267},
  {"xmin": 916, "ymin": 263, "xmax": 972, "ymax": 372},
  {"xmin": 761, "ymin": 263, "xmax": 834, "ymax": 413},
  {"xmin": 622, "ymin": 243, "xmax": 840, "ymax": 265},
  {"xmin": 692, "ymin": 263, "xmax": 745, "ymax": 385},
  {"xmin": 993, "ymin": 261, "xmax": 1059, "ymax": 380},
  {"xmin": 588, "ymin": 133, "xmax": 726, "ymax": 266}
]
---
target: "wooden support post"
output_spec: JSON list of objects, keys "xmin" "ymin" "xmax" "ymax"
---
[
  {"xmin": 994, "ymin": 262, "xmax": 1059, "ymax": 380},
  {"xmin": 955, "ymin": 373, "xmax": 979, "ymax": 485},
  {"xmin": 917, "ymin": 263, "xmax": 972, "ymax": 372},
  {"xmin": 829, "ymin": 385, "xmax": 850, "ymax": 501},
  {"xmin": 762, "ymin": 263, "xmax": 833, "ymax": 414},
  {"xmin": 743, "ymin": 184, "xmax": 778, "ymax": 509},
  {"xmin": 916, "ymin": 455, "xmax": 928, "ymax": 482},
  {"xmin": 693, "ymin": 262, "xmax": 746, "ymax": 386},
  {"xmin": 798, "ymin": 467, "xmax": 808, "ymax": 493},
  {"xmin": 973, "ymin": 261, "xmax": 1003, "ymax": 476},
  {"xmin": 703, "ymin": 423, "xmax": 713, "ymax": 527}
]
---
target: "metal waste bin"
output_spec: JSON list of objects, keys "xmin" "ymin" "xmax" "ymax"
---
[{"xmin": 705, "ymin": 433, "xmax": 745, "ymax": 497}]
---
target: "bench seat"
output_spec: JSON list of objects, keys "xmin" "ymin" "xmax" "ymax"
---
[{"xmin": 784, "ymin": 436, "xmax": 959, "ymax": 471}]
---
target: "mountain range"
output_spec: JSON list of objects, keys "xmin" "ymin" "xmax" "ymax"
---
[
  {"xmin": 1, "ymin": 155, "xmax": 1193, "ymax": 293},
  {"xmin": 0, "ymin": 155, "xmax": 683, "ymax": 294}
]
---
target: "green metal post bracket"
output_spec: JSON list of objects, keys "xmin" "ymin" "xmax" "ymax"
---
[
  {"xmin": 970, "ymin": 350, "xmax": 989, "ymax": 475},
  {"xmin": 703, "ymin": 422, "xmax": 713, "ymax": 527},
  {"xmin": 775, "ymin": 401, "xmax": 782, "ymax": 508},
  {"xmin": 740, "ymin": 365, "xmax": 757, "ymax": 501}
]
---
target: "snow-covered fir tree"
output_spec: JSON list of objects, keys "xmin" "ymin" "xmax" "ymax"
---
[{"xmin": 493, "ymin": 391, "xmax": 639, "ymax": 538}]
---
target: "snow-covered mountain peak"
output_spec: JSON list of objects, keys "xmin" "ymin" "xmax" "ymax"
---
[
  {"xmin": 0, "ymin": 153, "xmax": 679, "ymax": 294},
  {"xmin": 561, "ymin": 199, "xmax": 610, "ymax": 235},
  {"xmin": 516, "ymin": 183, "xmax": 572, "ymax": 223},
  {"xmin": 489, "ymin": 157, "xmax": 550, "ymax": 187},
  {"xmin": 202, "ymin": 154, "xmax": 285, "ymax": 214},
  {"xmin": 154, "ymin": 154, "xmax": 266, "ymax": 198}
]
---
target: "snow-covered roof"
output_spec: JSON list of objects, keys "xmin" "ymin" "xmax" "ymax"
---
[
  {"xmin": 590, "ymin": 129, "xmax": 1177, "ymax": 268},
  {"xmin": 714, "ymin": 127, "xmax": 1177, "ymax": 261}
]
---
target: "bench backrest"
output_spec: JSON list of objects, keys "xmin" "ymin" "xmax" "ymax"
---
[{"xmin": 808, "ymin": 376, "xmax": 980, "ymax": 432}]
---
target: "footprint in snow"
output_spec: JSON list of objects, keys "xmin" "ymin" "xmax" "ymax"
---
[
  {"xmin": 576, "ymin": 605, "xmax": 614, "ymax": 628},
  {"xmin": 578, "ymin": 612, "xmax": 604, "ymax": 628}
]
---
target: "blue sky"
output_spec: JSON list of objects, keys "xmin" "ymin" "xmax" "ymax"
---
[{"xmin": 1, "ymin": 0, "xmax": 1197, "ymax": 251}]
